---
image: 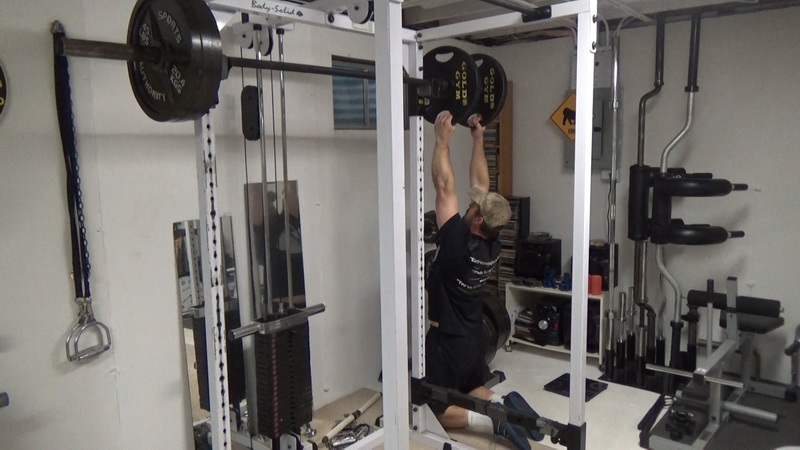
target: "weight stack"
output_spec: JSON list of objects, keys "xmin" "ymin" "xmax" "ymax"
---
[
  {"xmin": 254, "ymin": 319, "xmax": 313, "ymax": 439},
  {"xmin": 192, "ymin": 309, "xmax": 247, "ymax": 411}
]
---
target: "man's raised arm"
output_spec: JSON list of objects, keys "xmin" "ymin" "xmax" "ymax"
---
[
  {"xmin": 468, "ymin": 115, "xmax": 489, "ymax": 192},
  {"xmin": 432, "ymin": 112, "xmax": 458, "ymax": 227}
]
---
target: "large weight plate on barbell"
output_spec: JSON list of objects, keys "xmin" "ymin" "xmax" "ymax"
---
[
  {"xmin": 483, "ymin": 295, "xmax": 511, "ymax": 351},
  {"xmin": 483, "ymin": 313, "xmax": 498, "ymax": 364},
  {"xmin": 127, "ymin": 0, "xmax": 222, "ymax": 122},
  {"xmin": 461, "ymin": 54, "xmax": 508, "ymax": 127},
  {"xmin": 422, "ymin": 46, "xmax": 480, "ymax": 125},
  {"xmin": 0, "ymin": 62, "xmax": 7, "ymax": 117}
]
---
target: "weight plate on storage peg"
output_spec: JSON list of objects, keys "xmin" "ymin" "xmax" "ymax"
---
[
  {"xmin": 0, "ymin": 62, "xmax": 7, "ymax": 118},
  {"xmin": 463, "ymin": 54, "xmax": 508, "ymax": 126},
  {"xmin": 422, "ymin": 46, "xmax": 480, "ymax": 125},
  {"xmin": 127, "ymin": 0, "xmax": 223, "ymax": 122}
]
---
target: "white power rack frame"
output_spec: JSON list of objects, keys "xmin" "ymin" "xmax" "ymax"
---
[{"xmin": 195, "ymin": 1, "xmax": 597, "ymax": 448}]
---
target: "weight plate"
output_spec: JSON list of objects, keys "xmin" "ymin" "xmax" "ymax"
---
[
  {"xmin": 0, "ymin": 62, "xmax": 6, "ymax": 117},
  {"xmin": 423, "ymin": 210, "xmax": 439, "ymax": 243},
  {"xmin": 422, "ymin": 46, "xmax": 480, "ymax": 125},
  {"xmin": 483, "ymin": 314, "xmax": 498, "ymax": 364},
  {"xmin": 424, "ymin": 249, "xmax": 436, "ymax": 282},
  {"xmin": 127, "ymin": 0, "xmax": 222, "ymax": 122},
  {"xmin": 462, "ymin": 54, "xmax": 508, "ymax": 126},
  {"xmin": 483, "ymin": 295, "xmax": 511, "ymax": 351}
]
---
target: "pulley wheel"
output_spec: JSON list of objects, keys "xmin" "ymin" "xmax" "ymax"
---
[
  {"xmin": 462, "ymin": 53, "xmax": 508, "ymax": 126},
  {"xmin": 348, "ymin": 1, "xmax": 374, "ymax": 24},
  {"xmin": 127, "ymin": 0, "xmax": 223, "ymax": 122},
  {"xmin": 422, "ymin": 46, "xmax": 480, "ymax": 125}
]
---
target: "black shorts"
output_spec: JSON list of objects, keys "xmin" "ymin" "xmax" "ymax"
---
[{"xmin": 424, "ymin": 326, "xmax": 490, "ymax": 416}]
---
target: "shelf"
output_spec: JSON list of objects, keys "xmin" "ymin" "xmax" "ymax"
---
[
  {"xmin": 508, "ymin": 336, "xmax": 600, "ymax": 359},
  {"xmin": 506, "ymin": 282, "xmax": 605, "ymax": 366}
]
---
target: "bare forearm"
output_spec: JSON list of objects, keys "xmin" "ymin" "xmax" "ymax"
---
[
  {"xmin": 432, "ymin": 140, "xmax": 455, "ymax": 193},
  {"xmin": 469, "ymin": 135, "xmax": 489, "ymax": 191}
]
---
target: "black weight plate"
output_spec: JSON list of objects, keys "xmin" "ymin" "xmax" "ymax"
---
[
  {"xmin": 422, "ymin": 46, "xmax": 480, "ymax": 125},
  {"xmin": 483, "ymin": 295, "xmax": 511, "ymax": 351},
  {"xmin": 461, "ymin": 54, "xmax": 508, "ymax": 126},
  {"xmin": 423, "ymin": 210, "xmax": 439, "ymax": 243},
  {"xmin": 483, "ymin": 314, "xmax": 498, "ymax": 364},
  {"xmin": 127, "ymin": 0, "xmax": 222, "ymax": 122},
  {"xmin": 424, "ymin": 249, "xmax": 436, "ymax": 282},
  {"xmin": 0, "ymin": 62, "xmax": 6, "ymax": 117}
]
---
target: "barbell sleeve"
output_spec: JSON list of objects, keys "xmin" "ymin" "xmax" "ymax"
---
[{"xmin": 57, "ymin": 37, "xmax": 163, "ymax": 63}]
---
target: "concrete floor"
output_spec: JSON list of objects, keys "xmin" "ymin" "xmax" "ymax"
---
[{"xmin": 309, "ymin": 343, "xmax": 662, "ymax": 449}]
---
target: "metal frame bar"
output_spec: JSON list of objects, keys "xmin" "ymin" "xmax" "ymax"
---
[
  {"xmin": 408, "ymin": 38, "xmax": 429, "ymax": 435},
  {"xmin": 195, "ymin": 112, "xmax": 231, "ymax": 449},
  {"xmin": 374, "ymin": 1, "xmax": 410, "ymax": 447},
  {"xmin": 415, "ymin": 0, "xmax": 591, "ymax": 42},
  {"xmin": 207, "ymin": 0, "xmax": 418, "ymax": 42},
  {"xmin": 568, "ymin": 1, "xmax": 597, "ymax": 428}
]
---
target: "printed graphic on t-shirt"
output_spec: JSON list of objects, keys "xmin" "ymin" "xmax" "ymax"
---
[{"xmin": 456, "ymin": 253, "xmax": 499, "ymax": 295}]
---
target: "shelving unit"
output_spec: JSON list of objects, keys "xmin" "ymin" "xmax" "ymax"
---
[
  {"xmin": 505, "ymin": 283, "xmax": 604, "ymax": 366},
  {"xmin": 482, "ymin": 84, "xmax": 529, "ymax": 303},
  {"xmin": 484, "ymin": 82, "xmax": 513, "ymax": 197}
]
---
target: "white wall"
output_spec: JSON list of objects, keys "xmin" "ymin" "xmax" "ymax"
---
[
  {"xmin": 479, "ymin": 7, "xmax": 800, "ymax": 382},
  {"xmin": 0, "ymin": 1, "xmax": 383, "ymax": 448}
]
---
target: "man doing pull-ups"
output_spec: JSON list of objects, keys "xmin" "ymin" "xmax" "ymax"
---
[{"xmin": 425, "ymin": 111, "xmax": 543, "ymax": 450}]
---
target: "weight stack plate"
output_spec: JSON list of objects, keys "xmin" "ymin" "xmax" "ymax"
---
[
  {"xmin": 192, "ymin": 309, "xmax": 247, "ymax": 411},
  {"xmin": 254, "ymin": 320, "xmax": 313, "ymax": 439}
]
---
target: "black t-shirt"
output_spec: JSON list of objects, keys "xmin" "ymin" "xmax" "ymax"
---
[{"xmin": 426, "ymin": 213, "xmax": 501, "ymax": 336}]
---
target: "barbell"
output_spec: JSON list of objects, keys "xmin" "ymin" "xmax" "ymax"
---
[{"xmin": 52, "ymin": 0, "xmax": 507, "ymax": 125}]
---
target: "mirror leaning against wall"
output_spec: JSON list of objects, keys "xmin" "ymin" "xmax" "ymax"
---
[{"xmin": 172, "ymin": 180, "xmax": 307, "ymax": 447}]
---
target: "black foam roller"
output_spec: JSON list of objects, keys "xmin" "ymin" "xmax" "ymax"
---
[
  {"xmin": 686, "ymin": 291, "xmax": 782, "ymax": 317},
  {"xmin": 627, "ymin": 165, "xmax": 651, "ymax": 240}
]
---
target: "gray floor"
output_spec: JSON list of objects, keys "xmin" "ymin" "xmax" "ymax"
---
[{"xmin": 708, "ymin": 392, "xmax": 800, "ymax": 450}]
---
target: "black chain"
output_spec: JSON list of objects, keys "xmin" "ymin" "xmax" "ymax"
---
[{"xmin": 53, "ymin": 22, "xmax": 92, "ymax": 301}]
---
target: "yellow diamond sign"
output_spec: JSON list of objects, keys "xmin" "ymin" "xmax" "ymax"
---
[{"xmin": 550, "ymin": 91, "xmax": 576, "ymax": 142}]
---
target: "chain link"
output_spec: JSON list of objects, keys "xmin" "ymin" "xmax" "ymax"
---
[{"xmin": 63, "ymin": 80, "xmax": 92, "ymax": 284}]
